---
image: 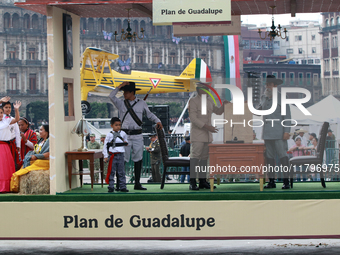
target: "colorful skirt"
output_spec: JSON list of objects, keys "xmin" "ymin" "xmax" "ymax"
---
[{"xmin": 0, "ymin": 142, "xmax": 16, "ymax": 192}]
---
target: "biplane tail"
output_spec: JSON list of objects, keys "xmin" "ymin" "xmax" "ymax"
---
[{"xmin": 179, "ymin": 58, "xmax": 212, "ymax": 83}]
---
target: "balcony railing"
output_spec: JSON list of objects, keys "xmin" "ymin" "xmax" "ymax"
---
[
  {"xmin": 5, "ymin": 59, "xmax": 22, "ymax": 65},
  {"xmin": 322, "ymin": 25, "xmax": 340, "ymax": 32},
  {"xmin": 6, "ymin": 89, "xmax": 20, "ymax": 95},
  {"xmin": 26, "ymin": 60, "xmax": 42, "ymax": 65},
  {"xmin": 26, "ymin": 89, "xmax": 40, "ymax": 95},
  {"xmin": 133, "ymin": 63, "xmax": 149, "ymax": 69}
]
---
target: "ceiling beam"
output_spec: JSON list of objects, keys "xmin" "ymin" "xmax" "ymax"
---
[
  {"xmin": 290, "ymin": 0, "xmax": 296, "ymax": 17},
  {"xmin": 130, "ymin": 3, "xmax": 152, "ymax": 18}
]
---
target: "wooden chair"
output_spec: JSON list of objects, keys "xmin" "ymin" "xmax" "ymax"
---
[
  {"xmin": 155, "ymin": 127, "xmax": 190, "ymax": 189},
  {"xmin": 289, "ymin": 122, "xmax": 329, "ymax": 188}
]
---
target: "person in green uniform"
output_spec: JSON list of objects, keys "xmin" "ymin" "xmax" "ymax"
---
[
  {"xmin": 99, "ymin": 134, "xmax": 109, "ymax": 179},
  {"xmin": 87, "ymin": 134, "xmax": 100, "ymax": 182},
  {"xmin": 146, "ymin": 133, "xmax": 161, "ymax": 183}
]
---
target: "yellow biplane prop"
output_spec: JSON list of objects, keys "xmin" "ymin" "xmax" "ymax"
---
[{"xmin": 80, "ymin": 47, "xmax": 212, "ymax": 110}]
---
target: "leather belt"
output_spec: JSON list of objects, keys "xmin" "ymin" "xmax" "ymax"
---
[{"xmin": 122, "ymin": 129, "xmax": 142, "ymax": 135}]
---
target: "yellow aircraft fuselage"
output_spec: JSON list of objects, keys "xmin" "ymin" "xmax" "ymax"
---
[{"xmin": 81, "ymin": 68, "xmax": 192, "ymax": 101}]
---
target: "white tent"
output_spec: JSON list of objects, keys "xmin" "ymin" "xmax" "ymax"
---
[
  {"xmin": 307, "ymin": 95, "xmax": 340, "ymax": 122},
  {"xmin": 290, "ymin": 105, "xmax": 323, "ymax": 125}
]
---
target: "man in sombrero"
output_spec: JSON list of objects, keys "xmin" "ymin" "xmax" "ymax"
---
[
  {"xmin": 109, "ymin": 82, "xmax": 163, "ymax": 190},
  {"xmin": 258, "ymin": 75, "xmax": 292, "ymax": 189}
]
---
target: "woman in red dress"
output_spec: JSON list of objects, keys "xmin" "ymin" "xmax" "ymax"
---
[
  {"xmin": 18, "ymin": 117, "xmax": 38, "ymax": 168},
  {"xmin": 0, "ymin": 100, "xmax": 21, "ymax": 192}
]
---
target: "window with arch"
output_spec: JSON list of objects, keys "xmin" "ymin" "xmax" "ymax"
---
[
  {"xmin": 166, "ymin": 26, "xmax": 171, "ymax": 39},
  {"xmin": 140, "ymin": 20, "xmax": 145, "ymax": 33},
  {"xmin": 133, "ymin": 20, "xmax": 138, "ymax": 34},
  {"xmin": 12, "ymin": 13, "xmax": 20, "ymax": 29},
  {"xmin": 32, "ymin": 14, "xmax": 39, "ymax": 29},
  {"xmin": 81, "ymin": 18, "xmax": 87, "ymax": 31},
  {"xmin": 9, "ymin": 73, "xmax": 17, "ymax": 90},
  {"xmin": 137, "ymin": 51, "xmax": 144, "ymax": 63},
  {"xmin": 4, "ymin": 13, "xmax": 10, "ymax": 29},
  {"xmin": 337, "ymin": 17, "xmax": 340, "ymax": 25},
  {"xmin": 325, "ymin": 19, "xmax": 329, "ymax": 26},
  {"xmin": 153, "ymin": 52, "xmax": 160, "ymax": 64},
  {"xmin": 88, "ymin": 18, "xmax": 94, "ymax": 32},
  {"xmin": 331, "ymin": 18, "xmax": 334, "ymax": 26},
  {"xmin": 8, "ymin": 47, "xmax": 16, "ymax": 59},
  {"xmin": 23, "ymin": 14, "xmax": 30, "ymax": 29},
  {"xmin": 116, "ymin": 19, "xmax": 122, "ymax": 33},
  {"xmin": 200, "ymin": 53, "xmax": 207, "ymax": 63},
  {"xmin": 169, "ymin": 52, "xmax": 176, "ymax": 65},
  {"xmin": 42, "ymin": 16, "xmax": 46, "ymax": 31},
  {"xmin": 324, "ymin": 37, "xmax": 329, "ymax": 49},
  {"xmin": 156, "ymin": 26, "xmax": 162, "ymax": 36},
  {"xmin": 185, "ymin": 53, "xmax": 192, "ymax": 65},
  {"xmin": 106, "ymin": 18, "xmax": 112, "ymax": 32},
  {"xmin": 150, "ymin": 21, "xmax": 155, "ymax": 36},
  {"xmin": 123, "ymin": 19, "xmax": 128, "ymax": 32},
  {"xmin": 29, "ymin": 74, "xmax": 37, "ymax": 91},
  {"xmin": 98, "ymin": 18, "xmax": 104, "ymax": 32},
  {"xmin": 120, "ymin": 50, "xmax": 127, "ymax": 61},
  {"xmin": 28, "ymin": 48, "xmax": 36, "ymax": 60}
]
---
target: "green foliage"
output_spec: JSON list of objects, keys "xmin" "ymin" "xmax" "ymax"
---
[
  {"xmin": 147, "ymin": 102, "xmax": 187, "ymax": 119},
  {"xmin": 85, "ymin": 102, "xmax": 109, "ymax": 118},
  {"xmin": 26, "ymin": 101, "xmax": 48, "ymax": 124},
  {"xmin": 167, "ymin": 102, "xmax": 183, "ymax": 118}
]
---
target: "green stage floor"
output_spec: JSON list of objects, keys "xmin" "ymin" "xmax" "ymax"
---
[{"xmin": 1, "ymin": 182, "xmax": 340, "ymax": 202}]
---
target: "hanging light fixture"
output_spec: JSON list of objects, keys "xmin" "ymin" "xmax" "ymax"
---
[
  {"xmin": 114, "ymin": 8, "xmax": 145, "ymax": 42},
  {"xmin": 258, "ymin": 6, "xmax": 288, "ymax": 41}
]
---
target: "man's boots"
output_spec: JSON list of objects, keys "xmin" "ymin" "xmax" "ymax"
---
[
  {"xmin": 264, "ymin": 158, "xmax": 276, "ymax": 189},
  {"xmin": 189, "ymin": 158, "xmax": 199, "ymax": 190},
  {"xmin": 280, "ymin": 157, "xmax": 290, "ymax": 189},
  {"xmin": 134, "ymin": 160, "xmax": 147, "ymax": 190}
]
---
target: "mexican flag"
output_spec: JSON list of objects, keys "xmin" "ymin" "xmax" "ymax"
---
[{"xmin": 223, "ymin": 35, "xmax": 241, "ymax": 101}]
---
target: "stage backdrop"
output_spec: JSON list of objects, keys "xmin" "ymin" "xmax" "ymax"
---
[{"xmin": 1, "ymin": 200, "xmax": 340, "ymax": 239}]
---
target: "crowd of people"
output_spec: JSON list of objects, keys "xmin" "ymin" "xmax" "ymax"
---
[{"xmin": 0, "ymin": 96, "xmax": 50, "ymax": 193}]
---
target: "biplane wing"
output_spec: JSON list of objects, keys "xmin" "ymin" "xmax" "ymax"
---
[{"xmin": 80, "ymin": 47, "xmax": 212, "ymax": 103}]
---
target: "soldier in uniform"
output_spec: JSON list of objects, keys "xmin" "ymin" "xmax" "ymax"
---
[
  {"xmin": 146, "ymin": 133, "xmax": 161, "ymax": 183},
  {"xmin": 258, "ymin": 75, "xmax": 291, "ymax": 189},
  {"xmin": 87, "ymin": 133, "xmax": 101, "ymax": 182},
  {"xmin": 100, "ymin": 134, "xmax": 109, "ymax": 180},
  {"xmin": 189, "ymin": 84, "xmax": 228, "ymax": 190},
  {"xmin": 109, "ymin": 81, "xmax": 163, "ymax": 190}
]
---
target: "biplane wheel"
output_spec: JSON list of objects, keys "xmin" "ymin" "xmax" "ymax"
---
[{"xmin": 81, "ymin": 100, "xmax": 91, "ymax": 115}]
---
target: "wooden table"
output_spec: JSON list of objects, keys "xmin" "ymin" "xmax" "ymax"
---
[
  {"xmin": 65, "ymin": 150, "xmax": 104, "ymax": 191},
  {"xmin": 208, "ymin": 143, "xmax": 265, "ymax": 192}
]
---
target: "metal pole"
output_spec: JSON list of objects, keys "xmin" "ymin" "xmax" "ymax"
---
[{"xmin": 172, "ymin": 92, "xmax": 195, "ymax": 134}]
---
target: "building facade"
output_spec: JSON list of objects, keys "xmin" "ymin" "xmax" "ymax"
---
[
  {"xmin": 320, "ymin": 12, "xmax": 340, "ymax": 97},
  {"xmin": 0, "ymin": 0, "xmax": 227, "ymax": 117},
  {"xmin": 274, "ymin": 22, "xmax": 322, "ymax": 65},
  {"xmin": 243, "ymin": 63, "xmax": 322, "ymax": 106}
]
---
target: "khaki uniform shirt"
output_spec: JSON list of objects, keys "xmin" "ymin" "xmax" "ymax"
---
[{"xmin": 189, "ymin": 94, "xmax": 221, "ymax": 143}]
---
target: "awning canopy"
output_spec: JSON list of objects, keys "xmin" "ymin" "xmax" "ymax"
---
[{"xmin": 15, "ymin": 0, "xmax": 338, "ymax": 18}]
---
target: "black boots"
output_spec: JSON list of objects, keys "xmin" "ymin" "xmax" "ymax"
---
[
  {"xmin": 189, "ymin": 158, "xmax": 199, "ymax": 190},
  {"xmin": 264, "ymin": 178, "xmax": 276, "ymax": 189},
  {"xmin": 189, "ymin": 178, "xmax": 199, "ymax": 190},
  {"xmin": 134, "ymin": 160, "xmax": 147, "ymax": 190},
  {"xmin": 280, "ymin": 157, "xmax": 290, "ymax": 189},
  {"xmin": 264, "ymin": 158, "xmax": 276, "ymax": 189}
]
